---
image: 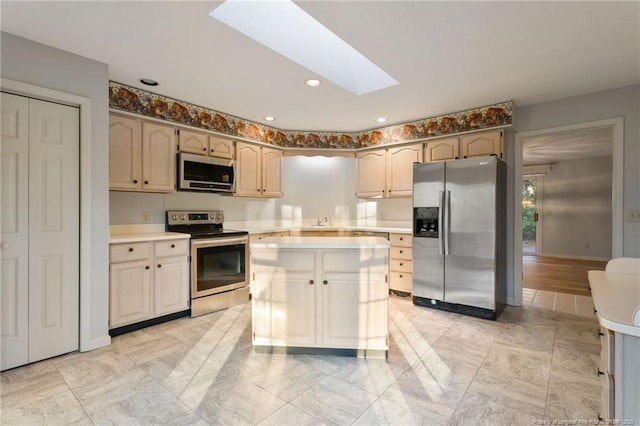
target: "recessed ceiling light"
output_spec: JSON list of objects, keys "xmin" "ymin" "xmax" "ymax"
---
[
  {"xmin": 305, "ymin": 79, "xmax": 321, "ymax": 88},
  {"xmin": 376, "ymin": 117, "xmax": 387, "ymax": 123},
  {"xmin": 139, "ymin": 78, "xmax": 158, "ymax": 86},
  {"xmin": 264, "ymin": 116, "xmax": 276, "ymax": 122},
  {"xmin": 210, "ymin": 0, "xmax": 398, "ymax": 95}
]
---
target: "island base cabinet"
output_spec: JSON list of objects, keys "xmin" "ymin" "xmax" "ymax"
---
[
  {"xmin": 320, "ymin": 274, "xmax": 388, "ymax": 350},
  {"xmin": 251, "ymin": 247, "xmax": 389, "ymax": 354},
  {"xmin": 253, "ymin": 273, "xmax": 316, "ymax": 347}
]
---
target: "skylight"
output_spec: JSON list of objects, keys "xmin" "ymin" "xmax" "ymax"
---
[{"xmin": 209, "ymin": 0, "xmax": 399, "ymax": 95}]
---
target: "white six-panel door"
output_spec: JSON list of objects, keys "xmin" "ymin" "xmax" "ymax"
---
[{"xmin": 1, "ymin": 93, "xmax": 79, "ymax": 371}]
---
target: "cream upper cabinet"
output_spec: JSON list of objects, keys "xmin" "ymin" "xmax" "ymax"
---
[
  {"xmin": 178, "ymin": 129, "xmax": 208, "ymax": 155},
  {"xmin": 357, "ymin": 143, "xmax": 421, "ymax": 198},
  {"xmin": 460, "ymin": 129, "xmax": 503, "ymax": 159},
  {"xmin": 141, "ymin": 122, "xmax": 177, "ymax": 192},
  {"xmin": 425, "ymin": 130, "xmax": 503, "ymax": 163},
  {"xmin": 109, "ymin": 115, "xmax": 142, "ymax": 191},
  {"xmin": 109, "ymin": 114, "xmax": 176, "ymax": 193},
  {"xmin": 356, "ymin": 149, "xmax": 386, "ymax": 198},
  {"xmin": 386, "ymin": 144, "xmax": 422, "ymax": 197},
  {"xmin": 424, "ymin": 137, "xmax": 459, "ymax": 162},
  {"xmin": 235, "ymin": 141, "xmax": 282, "ymax": 198},
  {"xmin": 209, "ymin": 136, "xmax": 234, "ymax": 159},
  {"xmin": 262, "ymin": 146, "xmax": 283, "ymax": 197}
]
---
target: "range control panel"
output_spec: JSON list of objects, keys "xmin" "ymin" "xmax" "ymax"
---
[{"xmin": 166, "ymin": 210, "xmax": 224, "ymax": 226}]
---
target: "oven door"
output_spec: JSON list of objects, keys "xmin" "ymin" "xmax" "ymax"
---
[{"xmin": 191, "ymin": 236, "xmax": 249, "ymax": 298}]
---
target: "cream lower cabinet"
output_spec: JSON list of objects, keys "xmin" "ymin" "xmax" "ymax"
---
[
  {"xmin": 356, "ymin": 143, "xmax": 422, "ymax": 198},
  {"xmin": 235, "ymin": 141, "xmax": 282, "ymax": 197},
  {"xmin": 109, "ymin": 238, "xmax": 189, "ymax": 329},
  {"xmin": 252, "ymin": 247, "xmax": 388, "ymax": 352},
  {"xmin": 389, "ymin": 233, "xmax": 413, "ymax": 294}
]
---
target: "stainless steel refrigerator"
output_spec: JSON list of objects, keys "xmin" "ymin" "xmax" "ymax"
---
[{"xmin": 412, "ymin": 156, "xmax": 506, "ymax": 320}]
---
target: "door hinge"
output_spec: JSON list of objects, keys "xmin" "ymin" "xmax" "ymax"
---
[
  {"xmin": 385, "ymin": 274, "xmax": 388, "ymax": 283},
  {"xmin": 175, "ymin": 128, "xmax": 180, "ymax": 136}
]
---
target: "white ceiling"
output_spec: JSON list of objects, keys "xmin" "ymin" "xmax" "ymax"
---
[
  {"xmin": 2, "ymin": 1, "xmax": 638, "ymax": 132},
  {"xmin": 522, "ymin": 126, "xmax": 613, "ymax": 166}
]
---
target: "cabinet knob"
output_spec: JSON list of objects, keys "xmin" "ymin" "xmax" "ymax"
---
[
  {"xmin": 128, "ymin": 247, "xmax": 134, "ymax": 252},
  {"xmin": 598, "ymin": 331, "xmax": 604, "ymax": 337},
  {"xmin": 133, "ymin": 179, "xmax": 138, "ymax": 184},
  {"xmin": 323, "ymin": 280, "xmax": 328, "ymax": 285},
  {"xmin": 399, "ymin": 250, "xmax": 403, "ymax": 254},
  {"xmin": 157, "ymin": 264, "xmax": 162, "ymax": 268},
  {"xmin": 597, "ymin": 368, "xmax": 604, "ymax": 377},
  {"xmin": 211, "ymin": 148, "xmax": 215, "ymax": 152},
  {"xmin": 171, "ymin": 244, "xmax": 175, "ymax": 248},
  {"xmin": 309, "ymin": 280, "xmax": 314, "ymax": 285},
  {"xmin": 454, "ymin": 157, "xmax": 459, "ymax": 160},
  {"xmin": 202, "ymin": 147, "xmax": 207, "ymax": 151},
  {"xmin": 399, "ymin": 237, "xmax": 403, "ymax": 241},
  {"xmin": 144, "ymin": 180, "xmax": 149, "ymax": 185},
  {"xmin": 145, "ymin": 265, "xmax": 150, "ymax": 270},
  {"xmin": 399, "ymin": 274, "xmax": 403, "ymax": 278},
  {"xmin": 399, "ymin": 263, "xmax": 403, "ymax": 266},
  {"xmin": 593, "ymin": 307, "xmax": 597, "ymax": 315}
]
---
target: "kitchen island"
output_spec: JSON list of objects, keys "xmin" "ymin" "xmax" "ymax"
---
[{"xmin": 250, "ymin": 236, "xmax": 391, "ymax": 358}]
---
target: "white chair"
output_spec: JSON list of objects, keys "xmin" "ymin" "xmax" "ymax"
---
[{"xmin": 605, "ymin": 257, "xmax": 640, "ymax": 275}]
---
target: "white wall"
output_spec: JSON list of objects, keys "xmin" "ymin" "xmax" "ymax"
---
[
  {"xmin": 110, "ymin": 155, "xmax": 361, "ymax": 224},
  {"xmin": 540, "ymin": 156, "xmax": 612, "ymax": 259},
  {"xmin": 1, "ymin": 32, "xmax": 110, "ymax": 348}
]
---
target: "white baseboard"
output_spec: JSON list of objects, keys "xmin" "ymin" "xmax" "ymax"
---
[
  {"xmin": 540, "ymin": 253, "xmax": 610, "ymax": 262},
  {"xmin": 80, "ymin": 335, "xmax": 111, "ymax": 352}
]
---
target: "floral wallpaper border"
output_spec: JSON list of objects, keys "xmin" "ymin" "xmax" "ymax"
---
[{"xmin": 109, "ymin": 81, "xmax": 512, "ymax": 149}]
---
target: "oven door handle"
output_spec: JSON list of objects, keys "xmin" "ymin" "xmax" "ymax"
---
[{"xmin": 191, "ymin": 236, "xmax": 249, "ymax": 248}]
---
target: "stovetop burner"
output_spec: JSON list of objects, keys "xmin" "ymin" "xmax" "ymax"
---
[{"xmin": 165, "ymin": 210, "xmax": 248, "ymax": 238}]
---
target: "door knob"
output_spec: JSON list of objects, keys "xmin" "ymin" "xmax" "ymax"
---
[{"xmin": 1, "ymin": 242, "xmax": 8, "ymax": 249}]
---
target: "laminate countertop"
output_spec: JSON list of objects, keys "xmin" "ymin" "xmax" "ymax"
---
[
  {"xmin": 250, "ymin": 236, "xmax": 392, "ymax": 249},
  {"xmin": 589, "ymin": 270, "xmax": 640, "ymax": 336}
]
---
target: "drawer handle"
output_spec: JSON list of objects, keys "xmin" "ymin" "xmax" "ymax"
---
[
  {"xmin": 128, "ymin": 248, "xmax": 134, "ymax": 252},
  {"xmin": 157, "ymin": 264, "xmax": 162, "ymax": 268},
  {"xmin": 597, "ymin": 368, "xmax": 604, "ymax": 377},
  {"xmin": 598, "ymin": 331, "xmax": 604, "ymax": 337},
  {"xmin": 309, "ymin": 280, "xmax": 314, "ymax": 285},
  {"xmin": 145, "ymin": 265, "xmax": 150, "ymax": 270},
  {"xmin": 171, "ymin": 244, "xmax": 175, "ymax": 248},
  {"xmin": 323, "ymin": 280, "xmax": 328, "ymax": 285}
]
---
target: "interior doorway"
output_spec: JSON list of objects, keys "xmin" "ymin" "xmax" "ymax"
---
[{"xmin": 513, "ymin": 117, "xmax": 623, "ymax": 306}]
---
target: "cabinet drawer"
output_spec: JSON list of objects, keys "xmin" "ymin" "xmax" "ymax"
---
[
  {"xmin": 390, "ymin": 271, "xmax": 412, "ymax": 293},
  {"xmin": 389, "ymin": 233, "xmax": 412, "ymax": 247},
  {"xmin": 390, "ymin": 259, "xmax": 412, "ymax": 273},
  {"xmin": 322, "ymin": 249, "xmax": 388, "ymax": 273},
  {"xmin": 390, "ymin": 247, "xmax": 412, "ymax": 260},
  {"xmin": 155, "ymin": 239, "xmax": 189, "ymax": 257},
  {"xmin": 110, "ymin": 242, "xmax": 151, "ymax": 263}
]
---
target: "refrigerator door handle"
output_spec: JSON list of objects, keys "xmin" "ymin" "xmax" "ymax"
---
[
  {"xmin": 444, "ymin": 190, "xmax": 451, "ymax": 255},
  {"xmin": 438, "ymin": 191, "xmax": 445, "ymax": 255}
]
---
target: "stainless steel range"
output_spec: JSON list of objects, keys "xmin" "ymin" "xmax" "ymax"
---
[{"xmin": 166, "ymin": 210, "xmax": 249, "ymax": 317}]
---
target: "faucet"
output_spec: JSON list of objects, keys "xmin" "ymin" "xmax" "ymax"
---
[{"xmin": 316, "ymin": 217, "xmax": 331, "ymax": 226}]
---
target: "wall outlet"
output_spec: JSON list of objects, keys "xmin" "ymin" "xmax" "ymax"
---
[
  {"xmin": 628, "ymin": 209, "xmax": 640, "ymax": 222},
  {"xmin": 142, "ymin": 211, "xmax": 150, "ymax": 223}
]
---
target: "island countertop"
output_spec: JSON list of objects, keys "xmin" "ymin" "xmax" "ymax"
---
[
  {"xmin": 589, "ymin": 270, "xmax": 640, "ymax": 337},
  {"xmin": 250, "ymin": 236, "xmax": 391, "ymax": 249}
]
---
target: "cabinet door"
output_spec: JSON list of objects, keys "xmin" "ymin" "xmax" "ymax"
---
[
  {"xmin": 109, "ymin": 115, "xmax": 142, "ymax": 190},
  {"xmin": 356, "ymin": 149, "xmax": 386, "ymax": 198},
  {"xmin": 262, "ymin": 147, "xmax": 283, "ymax": 197},
  {"xmin": 460, "ymin": 130, "xmax": 503, "ymax": 159},
  {"xmin": 252, "ymin": 272, "xmax": 316, "ymax": 347},
  {"xmin": 110, "ymin": 260, "xmax": 152, "ymax": 328},
  {"xmin": 319, "ymin": 273, "xmax": 388, "ymax": 350},
  {"xmin": 235, "ymin": 142, "xmax": 262, "ymax": 197},
  {"xmin": 424, "ymin": 137, "xmax": 459, "ymax": 162},
  {"xmin": 154, "ymin": 255, "xmax": 189, "ymax": 316},
  {"xmin": 178, "ymin": 129, "xmax": 208, "ymax": 155},
  {"xmin": 386, "ymin": 144, "xmax": 422, "ymax": 197},
  {"xmin": 209, "ymin": 136, "xmax": 234, "ymax": 159},
  {"xmin": 141, "ymin": 122, "xmax": 176, "ymax": 192}
]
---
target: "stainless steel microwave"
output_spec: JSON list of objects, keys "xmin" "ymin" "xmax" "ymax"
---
[{"xmin": 177, "ymin": 152, "xmax": 235, "ymax": 193}]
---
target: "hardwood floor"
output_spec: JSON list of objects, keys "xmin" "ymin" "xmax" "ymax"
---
[{"xmin": 523, "ymin": 255, "xmax": 607, "ymax": 297}]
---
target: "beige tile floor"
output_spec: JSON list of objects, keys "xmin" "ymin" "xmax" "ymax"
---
[{"xmin": 1, "ymin": 296, "xmax": 602, "ymax": 425}]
